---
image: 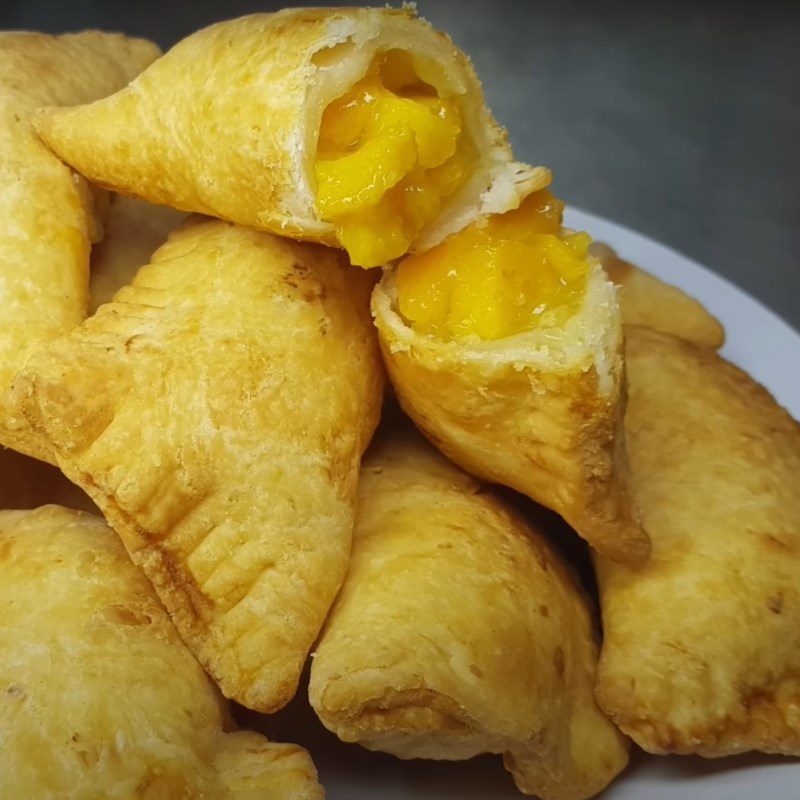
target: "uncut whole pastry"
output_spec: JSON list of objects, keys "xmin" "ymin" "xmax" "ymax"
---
[
  {"xmin": 373, "ymin": 186, "xmax": 649, "ymax": 565},
  {"xmin": 596, "ymin": 326, "xmax": 800, "ymax": 755},
  {"xmin": 0, "ymin": 30, "xmax": 160, "ymax": 461},
  {"xmin": 12, "ymin": 217, "xmax": 384, "ymax": 713},
  {"xmin": 0, "ymin": 505, "xmax": 323, "ymax": 800},
  {"xmin": 31, "ymin": 6, "xmax": 543, "ymax": 268},
  {"xmin": 310, "ymin": 423, "xmax": 628, "ymax": 800}
]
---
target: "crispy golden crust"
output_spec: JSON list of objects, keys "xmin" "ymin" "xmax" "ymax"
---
[
  {"xmin": 0, "ymin": 505, "xmax": 323, "ymax": 800},
  {"xmin": 372, "ymin": 262, "xmax": 649, "ymax": 566},
  {"xmin": 595, "ymin": 327, "xmax": 800, "ymax": 756},
  {"xmin": 590, "ymin": 243, "xmax": 725, "ymax": 349},
  {"xmin": 310, "ymin": 427, "xmax": 627, "ymax": 800},
  {"xmin": 0, "ymin": 31, "xmax": 160, "ymax": 462},
  {"xmin": 32, "ymin": 8, "xmax": 541, "ymax": 256},
  {"xmin": 89, "ymin": 195, "xmax": 187, "ymax": 313},
  {"xmin": 14, "ymin": 219, "xmax": 384, "ymax": 712}
]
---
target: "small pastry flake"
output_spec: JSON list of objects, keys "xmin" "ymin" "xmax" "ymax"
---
[
  {"xmin": 373, "ymin": 187, "xmax": 649, "ymax": 566},
  {"xmin": 310, "ymin": 424, "xmax": 628, "ymax": 800},
  {"xmin": 32, "ymin": 8, "xmax": 542, "ymax": 268},
  {"xmin": 0, "ymin": 505, "xmax": 323, "ymax": 800},
  {"xmin": 0, "ymin": 31, "xmax": 160, "ymax": 462},
  {"xmin": 13, "ymin": 218, "xmax": 384, "ymax": 713},
  {"xmin": 590, "ymin": 242, "xmax": 725, "ymax": 348},
  {"xmin": 596, "ymin": 326, "xmax": 800, "ymax": 755}
]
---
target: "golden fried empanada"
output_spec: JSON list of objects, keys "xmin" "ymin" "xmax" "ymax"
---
[
  {"xmin": 373, "ymin": 189, "xmax": 648, "ymax": 566},
  {"xmin": 0, "ymin": 31, "xmax": 160, "ymax": 461},
  {"xmin": 595, "ymin": 326, "xmax": 800, "ymax": 755},
  {"xmin": 0, "ymin": 505, "xmax": 323, "ymax": 800},
  {"xmin": 32, "ymin": 7, "xmax": 544, "ymax": 269},
  {"xmin": 13, "ymin": 218, "xmax": 384, "ymax": 712},
  {"xmin": 590, "ymin": 242, "xmax": 725, "ymax": 348},
  {"xmin": 90, "ymin": 194, "xmax": 187, "ymax": 312},
  {"xmin": 310, "ymin": 426, "xmax": 628, "ymax": 800}
]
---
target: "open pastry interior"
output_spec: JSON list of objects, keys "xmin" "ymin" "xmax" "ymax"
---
[
  {"xmin": 375, "ymin": 184, "xmax": 621, "ymax": 388},
  {"xmin": 307, "ymin": 12, "xmax": 541, "ymax": 267}
]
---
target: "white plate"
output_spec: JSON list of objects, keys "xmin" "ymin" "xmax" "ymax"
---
[{"xmin": 264, "ymin": 208, "xmax": 800, "ymax": 799}]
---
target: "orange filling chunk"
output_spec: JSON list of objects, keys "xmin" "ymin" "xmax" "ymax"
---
[
  {"xmin": 395, "ymin": 190, "xmax": 590, "ymax": 340},
  {"xmin": 315, "ymin": 51, "xmax": 470, "ymax": 268}
]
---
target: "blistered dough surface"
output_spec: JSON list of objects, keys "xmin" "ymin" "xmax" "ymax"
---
[{"xmin": 15, "ymin": 219, "xmax": 384, "ymax": 712}]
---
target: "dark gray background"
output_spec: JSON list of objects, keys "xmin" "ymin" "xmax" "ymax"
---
[{"xmin": 3, "ymin": 0, "xmax": 798, "ymax": 329}]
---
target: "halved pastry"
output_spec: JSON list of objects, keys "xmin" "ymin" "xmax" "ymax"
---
[
  {"xmin": 373, "ymin": 187, "xmax": 649, "ymax": 565},
  {"xmin": 0, "ymin": 505, "xmax": 323, "ymax": 800},
  {"xmin": 310, "ymin": 425, "xmax": 628, "ymax": 800},
  {"xmin": 13, "ymin": 218, "xmax": 384, "ymax": 712},
  {"xmin": 595, "ymin": 327, "xmax": 800, "ymax": 756},
  {"xmin": 0, "ymin": 31, "xmax": 160, "ymax": 462},
  {"xmin": 32, "ymin": 7, "xmax": 543, "ymax": 269},
  {"xmin": 90, "ymin": 194, "xmax": 187, "ymax": 312},
  {"xmin": 590, "ymin": 242, "xmax": 725, "ymax": 348}
]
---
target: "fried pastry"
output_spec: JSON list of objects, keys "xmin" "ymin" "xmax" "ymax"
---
[
  {"xmin": 32, "ymin": 7, "xmax": 543, "ymax": 268},
  {"xmin": 13, "ymin": 218, "xmax": 384, "ymax": 712},
  {"xmin": 90, "ymin": 194, "xmax": 187, "ymax": 312},
  {"xmin": 590, "ymin": 242, "xmax": 725, "ymax": 348},
  {"xmin": 595, "ymin": 326, "xmax": 800, "ymax": 755},
  {"xmin": 310, "ymin": 426, "xmax": 628, "ymax": 800},
  {"xmin": 0, "ymin": 505, "xmax": 323, "ymax": 800},
  {"xmin": 0, "ymin": 31, "xmax": 160, "ymax": 462},
  {"xmin": 373, "ymin": 187, "xmax": 649, "ymax": 565}
]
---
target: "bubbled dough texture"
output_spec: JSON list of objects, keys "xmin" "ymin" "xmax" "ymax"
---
[
  {"xmin": 310, "ymin": 428, "xmax": 628, "ymax": 800},
  {"xmin": 590, "ymin": 242, "xmax": 725, "ymax": 349},
  {"xmin": 32, "ymin": 7, "xmax": 531, "ymax": 256},
  {"xmin": 372, "ymin": 264, "xmax": 649, "ymax": 567},
  {"xmin": 596, "ymin": 327, "xmax": 800, "ymax": 755},
  {"xmin": 89, "ymin": 194, "xmax": 188, "ymax": 313},
  {"xmin": 13, "ymin": 219, "xmax": 385, "ymax": 713},
  {"xmin": 0, "ymin": 31, "xmax": 160, "ymax": 461},
  {"xmin": 0, "ymin": 505, "xmax": 323, "ymax": 800}
]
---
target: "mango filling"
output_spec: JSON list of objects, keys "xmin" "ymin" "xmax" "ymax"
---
[
  {"xmin": 315, "ymin": 51, "xmax": 471, "ymax": 268},
  {"xmin": 395, "ymin": 190, "xmax": 591, "ymax": 340}
]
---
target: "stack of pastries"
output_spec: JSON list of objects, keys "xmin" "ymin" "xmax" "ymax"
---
[{"xmin": 1, "ymin": 7, "xmax": 798, "ymax": 799}]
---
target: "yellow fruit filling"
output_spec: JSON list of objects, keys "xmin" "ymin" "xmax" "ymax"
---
[
  {"xmin": 315, "ymin": 50, "xmax": 472, "ymax": 268},
  {"xmin": 395, "ymin": 190, "xmax": 591, "ymax": 340}
]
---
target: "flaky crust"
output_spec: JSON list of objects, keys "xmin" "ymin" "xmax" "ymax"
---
[
  {"xmin": 372, "ymin": 260, "xmax": 649, "ymax": 566},
  {"xmin": 32, "ymin": 8, "xmax": 542, "ymax": 255},
  {"xmin": 13, "ymin": 219, "xmax": 384, "ymax": 712},
  {"xmin": 0, "ymin": 506, "xmax": 323, "ymax": 800},
  {"xmin": 595, "ymin": 327, "xmax": 800, "ymax": 756},
  {"xmin": 0, "ymin": 31, "xmax": 160, "ymax": 461},
  {"xmin": 309, "ymin": 427, "xmax": 628, "ymax": 800},
  {"xmin": 89, "ymin": 194, "xmax": 187, "ymax": 313},
  {"xmin": 590, "ymin": 242, "xmax": 725, "ymax": 348}
]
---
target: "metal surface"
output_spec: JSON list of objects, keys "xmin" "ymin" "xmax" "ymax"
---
[{"xmin": 3, "ymin": 0, "xmax": 798, "ymax": 329}]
